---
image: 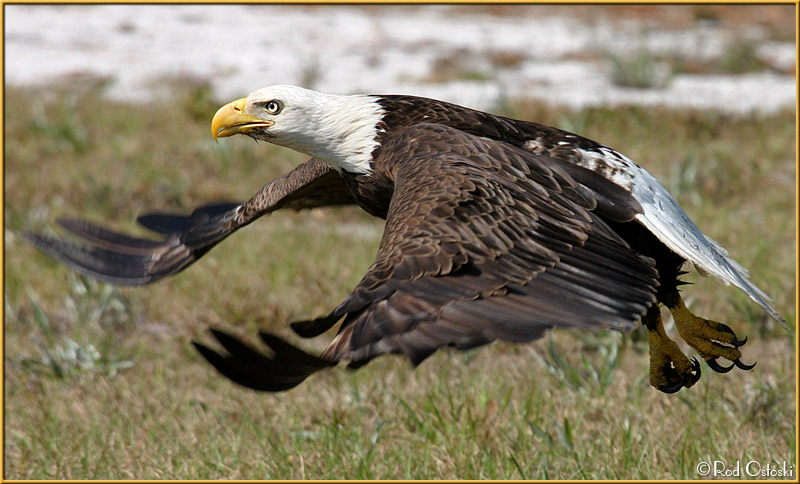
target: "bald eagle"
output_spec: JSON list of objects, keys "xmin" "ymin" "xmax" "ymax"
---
[{"xmin": 27, "ymin": 85, "xmax": 785, "ymax": 394}]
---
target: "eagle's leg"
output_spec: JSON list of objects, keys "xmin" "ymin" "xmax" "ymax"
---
[
  {"xmin": 664, "ymin": 293, "xmax": 755, "ymax": 373},
  {"xmin": 644, "ymin": 305, "xmax": 701, "ymax": 393}
]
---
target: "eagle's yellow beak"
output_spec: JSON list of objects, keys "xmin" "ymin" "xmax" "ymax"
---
[{"xmin": 211, "ymin": 98, "xmax": 274, "ymax": 142}]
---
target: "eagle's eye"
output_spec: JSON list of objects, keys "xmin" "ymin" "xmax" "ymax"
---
[{"xmin": 263, "ymin": 100, "xmax": 283, "ymax": 115}]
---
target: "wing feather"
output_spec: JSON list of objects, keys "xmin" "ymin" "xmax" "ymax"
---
[
  {"xmin": 26, "ymin": 159, "xmax": 354, "ymax": 285},
  {"xmin": 319, "ymin": 126, "xmax": 659, "ymax": 370}
]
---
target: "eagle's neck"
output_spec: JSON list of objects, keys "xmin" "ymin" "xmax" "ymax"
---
[{"xmin": 290, "ymin": 94, "xmax": 385, "ymax": 176}]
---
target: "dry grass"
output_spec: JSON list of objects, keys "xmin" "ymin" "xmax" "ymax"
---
[{"xmin": 3, "ymin": 82, "xmax": 796, "ymax": 479}]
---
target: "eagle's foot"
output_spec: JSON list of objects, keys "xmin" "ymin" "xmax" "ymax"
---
[
  {"xmin": 647, "ymin": 314, "xmax": 701, "ymax": 393},
  {"xmin": 668, "ymin": 297, "xmax": 756, "ymax": 374}
]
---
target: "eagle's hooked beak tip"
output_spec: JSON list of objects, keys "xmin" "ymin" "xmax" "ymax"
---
[{"xmin": 211, "ymin": 98, "xmax": 270, "ymax": 141}]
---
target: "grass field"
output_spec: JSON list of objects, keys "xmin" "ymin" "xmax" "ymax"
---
[{"xmin": 3, "ymin": 81, "xmax": 796, "ymax": 479}]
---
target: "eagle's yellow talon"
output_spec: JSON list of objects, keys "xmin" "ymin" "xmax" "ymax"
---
[
  {"xmin": 646, "ymin": 311, "xmax": 700, "ymax": 392},
  {"xmin": 667, "ymin": 296, "xmax": 751, "ymax": 374}
]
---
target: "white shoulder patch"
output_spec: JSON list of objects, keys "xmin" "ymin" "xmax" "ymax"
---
[{"xmin": 576, "ymin": 146, "xmax": 785, "ymax": 325}]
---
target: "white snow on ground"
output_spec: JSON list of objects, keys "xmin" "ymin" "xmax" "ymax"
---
[{"xmin": 4, "ymin": 4, "xmax": 796, "ymax": 114}]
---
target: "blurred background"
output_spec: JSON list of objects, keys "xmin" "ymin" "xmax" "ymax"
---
[
  {"xmin": 3, "ymin": 4, "xmax": 796, "ymax": 480},
  {"xmin": 5, "ymin": 3, "xmax": 796, "ymax": 112}
]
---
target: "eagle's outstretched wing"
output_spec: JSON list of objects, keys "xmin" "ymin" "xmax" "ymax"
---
[
  {"xmin": 25, "ymin": 158, "xmax": 354, "ymax": 285},
  {"xmin": 195, "ymin": 125, "xmax": 660, "ymax": 391}
]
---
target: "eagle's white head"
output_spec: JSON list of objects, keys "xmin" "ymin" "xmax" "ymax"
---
[{"xmin": 212, "ymin": 85, "xmax": 384, "ymax": 174}]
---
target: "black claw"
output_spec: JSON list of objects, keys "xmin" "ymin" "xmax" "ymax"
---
[
  {"xmin": 706, "ymin": 358, "xmax": 735, "ymax": 373},
  {"xmin": 688, "ymin": 357, "xmax": 702, "ymax": 385},
  {"xmin": 712, "ymin": 322, "xmax": 741, "ymax": 340},
  {"xmin": 734, "ymin": 359, "xmax": 756, "ymax": 371},
  {"xmin": 657, "ymin": 359, "xmax": 701, "ymax": 394},
  {"xmin": 731, "ymin": 335, "xmax": 748, "ymax": 347},
  {"xmin": 658, "ymin": 381, "xmax": 685, "ymax": 394},
  {"xmin": 716, "ymin": 321, "xmax": 735, "ymax": 333},
  {"xmin": 657, "ymin": 366, "xmax": 684, "ymax": 394}
]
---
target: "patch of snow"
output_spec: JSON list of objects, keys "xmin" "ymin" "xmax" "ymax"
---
[
  {"xmin": 5, "ymin": 4, "xmax": 796, "ymax": 114},
  {"xmin": 758, "ymin": 41, "xmax": 798, "ymax": 72}
]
